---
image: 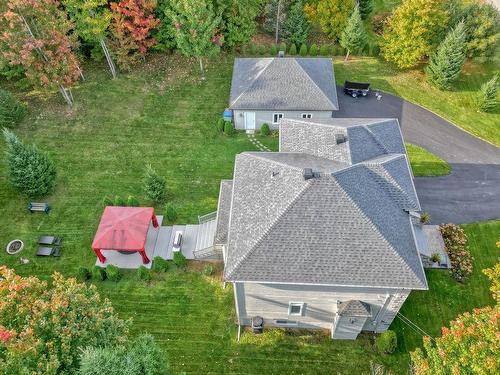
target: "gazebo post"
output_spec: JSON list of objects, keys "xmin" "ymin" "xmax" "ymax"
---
[
  {"xmin": 139, "ymin": 247, "xmax": 150, "ymax": 264},
  {"xmin": 152, "ymin": 214, "xmax": 159, "ymax": 228},
  {"xmin": 93, "ymin": 248, "xmax": 106, "ymax": 263}
]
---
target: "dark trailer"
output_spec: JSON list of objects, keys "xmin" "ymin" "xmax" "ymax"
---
[{"xmin": 343, "ymin": 81, "xmax": 370, "ymax": 98}]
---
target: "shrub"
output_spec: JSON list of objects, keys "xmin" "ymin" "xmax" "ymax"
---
[
  {"xmin": 152, "ymin": 256, "xmax": 169, "ymax": 272},
  {"xmin": 136, "ymin": 265, "xmax": 151, "ymax": 281},
  {"xmin": 376, "ymin": 330, "xmax": 397, "ymax": 354},
  {"xmin": 330, "ymin": 45, "xmax": 338, "ymax": 56},
  {"xmin": 420, "ymin": 212, "xmax": 430, "ymax": 224},
  {"xmin": 371, "ymin": 44, "xmax": 381, "ymax": 57},
  {"xmin": 3, "ymin": 129, "xmax": 57, "ymax": 197},
  {"xmin": 320, "ymin": 44, "xmax": 330, "ymax": 56},
  {"xmin": 173, "ymin": 251, "xmax": 187, "ymax": 268},
  {"xmin": 299, "ymin": 43, "xmax": 308, "ymax": 56},
  {"xmin": 223, "ymin": 121, "xmax": 235, "ymax": 136},
  {"xmin": 0, "ymin": 89, "xmax": 26, "ymax": 128},
  {"xmin": 289, "ymin": 43, "xmax": 297, "ymax": 55},
  {"xmin": 279, "ymin": 42, "xmax": 287, "ymax": 54},
  {"xmin": 440, "ymin": 223, "xmax": 473, "ymax": 282},
  {"xmin": 250, "ymin": 43, "xmax": 257, "ymax": 55},
  {"xmin": 216, "ymin": 117, "xmax": 225, "ymax": 133},
  {"xmin": 477, "ymin": 75, "xmax": 498, "ymax": 113},
  {"xmin": 202, "ymin": 264, "xmax": 214, "ymax": 276},
  {"xmin": 372, "ymin": 12, "xmax": 390, "ymax": 35},
  {"xmin": 258, "ymin": 45, "xmax": 266, "ymax": 55},
  {"xmin": 143, "ymin": 164, "xmax": 167, "ymax": 203},
  {"xmin": 260, "ymin": 123, "xmax": 271, "ymax": 136},
  {"xmin": 309, "ymin": 43, "xmax": 319, "ymax": 56},
  {"xmin": 103, "ymin": 196, "xmax": 114, "ymax": 206},
  {"xmin": 483, "ymin": 262, "xmax": 500, "ymax": 302},
  {"xmin": 92, "ymin": 266, "xmax": 107, "ymax": 281},
  {"xmin": 114, "ymin": 195, "xmax": 126, "ymax": 206},
  {"xmin": 165, "ymin": 203, "xmax": 178, "ymax": 222},
  {"xmin": 77, "ymin": 267, "xmax": 92, "ymax": 281},
  {"xmin": 126, "ymin": 195, "xmax": 140, "ymax": 206},
  {"xmin": 269, "ymin": 44, "xmax": 278, "ymax": 56},
  {"xmin": 106, "ymin": 265, "xmax": 122, "ymax": 282},
  {"xmin": 430, "ymin": 252, "xmax": 441, "ymax": 263}
]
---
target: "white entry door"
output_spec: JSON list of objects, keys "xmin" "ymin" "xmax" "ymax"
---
[{"xmin": 244, "ymin": 112, "xmax": 256, "ymax": 130}]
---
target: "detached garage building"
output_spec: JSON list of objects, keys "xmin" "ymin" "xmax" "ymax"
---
[{"xmin": 228, "ymin": 57, "xmax": 339, "ymax": 131}]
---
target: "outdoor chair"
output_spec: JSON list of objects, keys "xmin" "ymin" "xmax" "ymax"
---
[
  {"xmin": 38, "ymin": 236, "xmax": 63, "ymax": 246},
  {"xmin": 28, "ymin": 202, "xmax": 50, "ymax": 213},
  {"xmin": 36, "ymin": 246, "xmax": 61, "ymax": 257}
]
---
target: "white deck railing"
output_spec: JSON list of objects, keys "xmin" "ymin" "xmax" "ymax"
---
[{"xmin": 198, "ymin": 211, "xmax": 217, "ymax": 224}]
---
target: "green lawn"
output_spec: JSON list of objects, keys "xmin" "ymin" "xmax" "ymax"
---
[
  {"xmin": 0, "ymin": 53, "xmax": 498, "ymax": 373},
  {"xmin": 334, "ymin": 57, "xmax": 500, "ymax": 146},
  {"xmin": 405, "ymin": 143, "xmax": 451, "ymax": 176}
]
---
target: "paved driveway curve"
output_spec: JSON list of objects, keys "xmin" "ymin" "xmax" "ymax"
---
[{"xmin": 335, "ymin": 87, "xmax": 500, "ymax": 224}]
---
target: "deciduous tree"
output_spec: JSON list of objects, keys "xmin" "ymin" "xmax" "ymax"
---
[
  {"xmin": 304, "ymin": 0, "xmax": 355, "ymax": 41},
  {"xmin": 462, "ymin": 2, "xmax": 500, "ymax": 59},
  {"xmin": 63, "ymin": 0, "xmax": 117, "ymax": 78},
  {"xmin": 262, "ymin": 0, "xmax": 292, "ymax": 43},
  {"xmin": 340, "ymin": 5, "xmax": 367, "ymax": 61},
  {"xmin": 110, "ymin": 0, "xmax": 160, "ymax": 70},
  {"xmin": 0, "ymin": 267, "xmax": 129, "ymax": 374},
  {"xmin": 425, "ymin": 21, "xmax": 466, "ymax": 90},
  {"xmin": 166, "ymin": 0, "xmax": 223, "ymax": 78},
  {"xmin": 2, "ymin": 128, "xmax": 57, "ymax": 197},
  {"xmin": 284, "ymin": 0, "xmax": 310, "ymax": 47},
  {"xmin": 381, "ymin": 0, "xmax": 450, "ymax": 69},
  {"xmin": 0, "ymin": 0, "xmax": 81, "ymax": 106}
]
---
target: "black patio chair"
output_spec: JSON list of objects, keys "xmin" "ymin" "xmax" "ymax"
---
[
  {"xmin": 38, "ymin": 236, "xmax": 63, "ymax": 246},
  {"xmin": 36, "ymin": 246, "xmax": 61, "ymax": 257}
]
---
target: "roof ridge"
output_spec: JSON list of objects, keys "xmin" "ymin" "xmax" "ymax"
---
[
  {"xmin": 293, "ymin": 59, "xmax": 336, "ymax": 109},
  {"xmin": 280, "ymin": 118, "xmax": 346, "ymax": 131},
  {"xmin": 229, "ymin": 58, "xmax": 274, "ymax": 107},
  {"xmin": 332, "ymin": 177, "xmax": 424, "ymax": 287},
  {"xmin": 225, "ymin": 180, "xmax": 313, "ymax": 279},
  {"xmin": 362, "ymin": 125, "xmax": 389, "ymax": 154},
  {"xmin": 243, "ymin": 152, "xmax": 305, "ymax": 172}
]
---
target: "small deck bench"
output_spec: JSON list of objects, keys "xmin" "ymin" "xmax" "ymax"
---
[{"xmin": 28, "ymin": 202, "xmax": 50, "ymax": 214}]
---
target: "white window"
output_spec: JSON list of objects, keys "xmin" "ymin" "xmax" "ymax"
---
[
  {"xmin": 301, "ymin": 113, "xmax": 313, "ymax": 119},
  {"xmin": 288, "ymin": 302, "xmax": 305, "ymax": 316},
  {"xmin": 272, "ymin": 113, "xmax": 284, "ymax": 124}
]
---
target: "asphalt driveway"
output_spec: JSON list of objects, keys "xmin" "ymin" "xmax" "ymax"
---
[{"xmin": 335, "ymin": 87, "xmax": 500, "ymax": 224}]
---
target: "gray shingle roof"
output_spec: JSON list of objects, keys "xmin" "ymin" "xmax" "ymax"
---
[
  {"xmin": 214, "ymin": 180, "xmax": 233, "ymax": 245},
  {"xmin": 338, "ymin": 301, "xmax": 371, "ymax": 317},
  {"xmin": 229, "ymin": 58, "xmax": 339, "ymax": 111},
  {"xmin": 223, "ymin": 119, "xmax": 427, "ymax": 290}
]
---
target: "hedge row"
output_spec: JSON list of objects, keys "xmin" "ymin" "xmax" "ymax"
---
[{"xmin": 242, "ymin": 42, "xmax": 381, "ymax": 58}]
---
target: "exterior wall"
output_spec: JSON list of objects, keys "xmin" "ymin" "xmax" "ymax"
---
[
  {"xmin": 233, "ymin": 110, "xmax": 334, "ymax": 130},
  {"xmin": 233, "ymin": 282, "xmax": 410, "ymax": 334}
]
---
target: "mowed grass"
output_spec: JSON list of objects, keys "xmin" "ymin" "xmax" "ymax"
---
[
  {"xmin": 392, "ymin": 220, "xmax": 499, "ymax": 353},
  {"xmin": 334, "ymin": 57, "xmax": 500, "ymax": 146},
  {"xmin": 405, "ymin": 143, "xmax": 451, "ymax": 176}
]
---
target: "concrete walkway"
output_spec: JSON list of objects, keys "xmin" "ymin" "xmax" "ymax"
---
[{"xmin": 336, "ymin": 87, "xmax": 500, "ymax": 224}]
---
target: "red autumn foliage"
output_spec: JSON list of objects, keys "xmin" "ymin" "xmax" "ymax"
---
[{"xmin": 110, "ymin": 0, "xmax": 160, "ymax": 70}]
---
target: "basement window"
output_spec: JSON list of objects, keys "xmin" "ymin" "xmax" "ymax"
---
[
  {"xmin": 301, "ymin": 113, "xmax": 313, "ymax": 119},
  {"xmin": 288, "ymin": 302, "xmax": 305, "ymax": 316}
]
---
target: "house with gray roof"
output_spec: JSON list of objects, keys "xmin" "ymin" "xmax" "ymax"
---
[
  {"xmin": 228, "ymin": 57, "xmax": 339, "ymax": 131},
  {"xmin": 213, "ymin": 117, "xmax": 433, "ymax": 340}
]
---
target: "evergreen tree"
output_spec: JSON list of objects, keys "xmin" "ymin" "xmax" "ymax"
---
[
  {"xmin": 340, "ymin": 5, "xmax": 367, "ymax": 61},
  {"xmin": 219, "ymin": 0, "xmax": 264, "ymax": 48},
  {"xmin": 166, "ymin": 0, "xmax": 223, "ymax": 78},
  {"xmin": 262, "ymin": 0, "xmax": 292, "ymax": 42},
  {"xmin": 289, "ymin": 43, "xmax": 297, "ymax": 55},
  {"xmin": 358, "ymin": 0, "xmax": 373, "ymax": 19},
  {"xmin": 143, "ymin": 164, "xmax": 167, "ymax": 203},
  {"xmin": 477, "ymin": 75, "xmax": 499, "ymax": 113},
  {"xmin": 2, "ymin": 129, "xmax": 56, "ymax": 197},
  {"xmin": 0, "ymin": 89, "xmax": 26, "ymax": 128},
  {"xmin": 426, "ymin": 21, "xmax": 466, "ymax": 90},
  {"xmin": 284, "ymin": 0, "xmax": 310, "ymax": 46},
  {"xmin": 299, "ymin": 43, "xmax": 308, "ymax": 56},
  {"xmin": 381, "ymin": 0, "xmax": 450, "ymax": 69}
]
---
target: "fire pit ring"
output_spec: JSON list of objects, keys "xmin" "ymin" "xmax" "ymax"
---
[{"xmin": 6, "ymin": 240, "xmax": 24, "ymax": 255}]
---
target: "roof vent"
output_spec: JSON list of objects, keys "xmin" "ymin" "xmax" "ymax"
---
[
  {"xmin": 303, "ymin": 168, "xmax": 314, "ymax": 180},
  {"xmin": 336, "ymin": 134, "xmax": 347, "ymax": 144},
  {"xmin": 278, "ymin": 50, "xmax": 285, "ymax": 58}
]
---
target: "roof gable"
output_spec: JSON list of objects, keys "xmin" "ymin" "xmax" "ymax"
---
[{"xmin": 229, "ymin": 58, "xmax": 338, "ymax": 111}]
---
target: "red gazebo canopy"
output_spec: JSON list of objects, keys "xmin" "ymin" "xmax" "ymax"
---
[{"xmin": 92, "ymin": 206, "xmax": 159, "ymax": 264}]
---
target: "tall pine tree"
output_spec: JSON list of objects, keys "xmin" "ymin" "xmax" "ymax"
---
[
  {"xmin": 340, "ymin": 5, "xmax": 367, "ymax": 61},
  {"xmin": 425, "ymin": 21, "xmax": 466, "ymax": 90},
  {"xmin": 358, "ymin": 0, "xmax": 373, "ymax": 20},
  {"xmin": 2, "ymin": 129, "xmax": 56, "ymax": 197},
  {"xmin": 284, "ymin": 0, "xmax": 310, "ymax": 46},
  {"xmin": 167, "ymin": 0, "xmax": 223, "ymax": 79}
]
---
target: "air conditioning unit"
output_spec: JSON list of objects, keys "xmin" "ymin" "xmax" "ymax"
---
[{"xmin": 172, "ymin": 231, "xmax": 183, "ymax": 252}]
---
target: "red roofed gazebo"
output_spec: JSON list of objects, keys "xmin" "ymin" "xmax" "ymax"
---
[{"xmin": 92, "ymin": 206, "xmax": 159, "ymax": 265}]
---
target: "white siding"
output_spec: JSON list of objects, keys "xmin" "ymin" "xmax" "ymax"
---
[
  {"xmin": 234, "ymin": 282, "xmax": 407, "ymax": 333},
  {"xmin": 233, "ymin": 110, "xmax": 334, "ymax": 130}
]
